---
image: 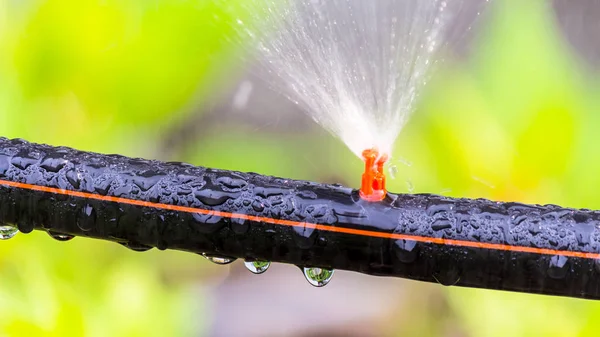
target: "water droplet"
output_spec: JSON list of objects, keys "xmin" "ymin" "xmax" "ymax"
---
[
  {"xmin": 303, "ymin": 267, "xmax": 334, "ymax": 287},
  {"xmin": 574, "ymin": 221, "xmax": 593, "ymax": 246},
  {"xmin": 393, "ymin": 239, "xmax": 418, "ymax": 263},
  {"xmin": 594, "ymin": 259, "xmax": 600, "ymax": 273},
  {"xmin": 17, "ymin": 219, "xmax": 34, "ymax": 234},
  {"xmin": 244, "ymin": 260, "xmax": 271, "ymax": 274},
  {"xmin": 66, "ymin": 169, "xmax": 81, "ymax": 189},
  {"xmin": 433, "ymin": 265, "xmax": 461, "ymax": 286},
  {"xmin": 120, "ymin": 241, "xmax": 153, "ymax": 252},
  {"xmin": 231, "ymin": 217, "xmax": 249, "ymax": 234},
  {"xmin": 406, "ymin": 180, "xmax": 414, "ymax": 193},
  {"xmin": 431, "ymin": 219, "xmax": 452, "ymax": 231},
  {"xmin": 0, "ymin": 225, "xmax": 18, "ymax": 240},
  {"xmin": 216, "ymin": 177, "xmax": 247, "ymax": 190},
  {"xmin": 132, "ymin": 173, "xmax": 164, "ymax": 192},
  {"xmin": 94, "ymin": 178, "xmax": 112, "ymax": 196},
  {"xmin": 156, "ymin": 241, "xmax": 168, "ymax": 250},
  {"xmin": 471, "ymin": 176, "xmax": 495, "ymax": 189},
  {"xmin": 11, "ymin": 150, "xmax": 39, "ymax": 170},
  {"xmin": 386, "ymin": 164, "xmax": 398, "ymax": 180},
  {"xmin": 251, "ymin": 200, "xmax": 265, "ymax": 212},
  {"xmin": 298, "ymin": 190, "xmax": 317, "ymax": 200},
  {"xmin": 40, "ymin": 155, "xmax": 68, "ymax": 173},
  {"xmin": 195, "ymin": 190, "xmax": 232, "ymax": 206},
  {"xmin": 547, "ymin": 255, "xmax": 569, "ymax": 280},
  {"xmin": 202, "ymin": 253, "xmax": 236, "ymax": 265},
  {"xmin": 528, "ymin": 222, "xmax": 542, "ymax": 235},
  {"xmin": 0, "ymin": 154, "xmax": 10, "ymax": 175},
  {"xmin": 292, "ymin": 222, "xmax": 316, "ymax": 248},
  {"xmin": 254, "ymin": 187, "xmax": 284, "ymax": 198},
  {"xmin": 48, "ymin": 231, "xmax": 74, "ymax": 241},
  {"xmin": 306, "ymin": 204, "xmax": 327, "ymax": 218},
  {"xmin": 192, "ymin": 212, "xmax": 226, "ymax": 234},
  {"xmin": 113, "ymin": 185, "xmax": 132, "ymax": 197},
  {"xmin": 77, "ymin": 204, "xmax": 96, "ymax": 231}
]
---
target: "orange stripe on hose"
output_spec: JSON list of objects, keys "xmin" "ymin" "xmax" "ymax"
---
[{"xmin": 1, "ymin": 179, "xmax": 599, "ymax": 260}]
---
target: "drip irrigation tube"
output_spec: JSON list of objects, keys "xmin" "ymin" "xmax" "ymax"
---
[{"xmin": 1, "ymin": 137, "xmax": 600, "ymax": 299}]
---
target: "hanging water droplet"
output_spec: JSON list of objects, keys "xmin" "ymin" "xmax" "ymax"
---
[
  {"xmin": 202, "ymin": 253, "xmax": 237, "ymax": 265},
  {"xmin": 432, "ymin": 265, "xmax": 461, "ymax": 286},
  {"xmin": 47, "ymin": 231, "xmax": 74, "ymax": 242},
  {"xmin": 0, "ymin": 225, "xmax": 18, "ymax": 240},
  {"xmin": 120, "ymin": 242, "xmax": 153, "ymax": 252},
  {"xmin": 244, "ymin": 260, "xmax": 271, "ymax": 274},
  {"xmin": 303, "ymin": 267, "xmax": 334, "ymax": 287}
]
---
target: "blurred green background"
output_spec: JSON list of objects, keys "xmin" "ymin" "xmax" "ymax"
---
[{"xmin": 1, "ymin": 0, "xmax": 600, "ymax": 336}]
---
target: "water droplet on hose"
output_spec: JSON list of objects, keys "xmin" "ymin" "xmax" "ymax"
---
[
  {"xmin": 66, "ymin": 169, "xmax": 81, "ymax": 189},
  {"xmin": 251, "ymin": 200, "xmax": 265, "ymax": 212},
  {"xmin": 431, "ymin": 219, "xmax": 452, "ymax": 231},
  {"xmin": 16, "ymin": 220, "xmax": 34, "ymax": 234},
  {"xmin": 303, "ymin": 267, "xmax": 334, "ymax": 287},
  {"xmin": 217, "ymin": 177, "xmax": 247, "ymax": 190},
  {"xmin": 244, "ymin": 260, "xmax": 271, "ymax": 274},
  {"xmin": 192, "ymin": 212, "xmax": 226, "ymax": 234},
  {"xmin": 132, "ymin": 172, "xmax": 164, "ymax": 192},
  {"xmin": 77, "ymin": 204, "xmax": 96, "ymax": 231},
  {"xmin": 254, "ymin": 187, "xmax": 284, "ymax": 198},
  {"xmin": 574, "ymin": 221, "xmax": 593, "ymax": 246},
  {"xmin": 298, "ymin": 190, "xmax": 318, "ymax": 200},
  {"xmin": 292, "ymin": 222, "xmax": 316, "ymax": 249},
  {"xmin": 195, "ymin": 190, "xmax": 231, "ymax": 206},
  {"xmin": 393, "ymin": 239, "xmax": 418, "ymax": 263},
  {"xmin": 11, "ymin": 151, "xmax": 38, "ymax": 170},
  {"xmin": 202, "ymin": 253, "xmax": 236, "ymax": 265},
  {"xmin": 433, "ymin": 265, "xmax": 461, "ymax": 286},
  {"xmin": 0, "ymin": 154, "xmax": 9, "ymax": 175},
  {"xmin": 594, "ymin": 259, "xmax": 600, "ymax": 273},
  {"xmin": 528, "ymin": 222, "xmax": 542, "ymax": 235},
  {"xmin": 40, "ymin": 155, "xmax": 68, "ymax": 173},
  {"xmin": 120, "ymin": 242, "xmax": 153, "ymax": 252},
  {"xmin": 0, "ymin": 225, "xmax": 18, "ymax": 240},
  {"xmin": 231, "ymin": 217, "xmax": 249, "ymax": 234},
  {"xmin": 48, "ymin": 231, "xmax": 74, "ymax": 241},
  {"xmin": 547, "ymin": 255, "xmax": 569, "ymax": 280}
]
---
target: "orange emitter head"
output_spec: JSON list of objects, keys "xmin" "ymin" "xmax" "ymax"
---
[{"xmin": 359, "ymin": 148, "xmax": 388, "ymax": 202}]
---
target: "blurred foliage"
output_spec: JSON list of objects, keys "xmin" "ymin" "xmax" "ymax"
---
[
  {"xmin": 0, "ymin": 0, "xmax": 600, "ymax": 336},
  {"xmin": 0, "ymin": 0, "xmax": 249, "ymax": 336},
  {"xmin": 0, "ymin": 0, "xmax": 248, "ymax": 155}
]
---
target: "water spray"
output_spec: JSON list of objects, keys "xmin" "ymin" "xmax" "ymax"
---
[{"xmin": 234, "ymin": 0, "xmax": 485, "ymax": 160}]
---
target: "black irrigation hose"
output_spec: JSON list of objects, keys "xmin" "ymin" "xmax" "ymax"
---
[{"xmin": 1, "ymin": 137, "xmax": 600, "ymax": 299}]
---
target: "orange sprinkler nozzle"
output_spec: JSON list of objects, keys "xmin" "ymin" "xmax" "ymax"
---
[{"xmin": 359, "ymin": 148, "xmax": 388, "ymax": 202}]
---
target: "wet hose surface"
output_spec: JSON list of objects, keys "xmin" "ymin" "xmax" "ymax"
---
[{"xmin": 1, "ymin": 137, "xmax": 600, "ymax": 299}]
